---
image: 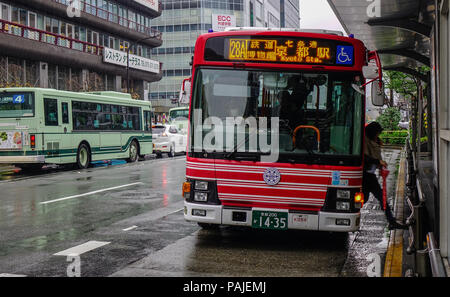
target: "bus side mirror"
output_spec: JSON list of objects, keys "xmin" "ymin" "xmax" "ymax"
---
[
  {"xmin": 179, "ymin": 78, "xmax": 191, "ymax": 105},
  {"xmin": 371, "ymin": 82, "xmax": 385, "ymax": 107}
]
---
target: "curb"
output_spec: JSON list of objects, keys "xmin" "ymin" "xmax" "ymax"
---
[{"xmin": 383, "ymin": 151, "xmax": 406, "ymax": 277}]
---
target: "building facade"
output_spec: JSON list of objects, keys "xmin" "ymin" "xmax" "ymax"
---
[
  {"xmin": 0, "ymin": 0, "xmax": 163, "ymax": 100},
  {"xmin": 150, "ymin": 0, "xmax": 300, "ymax": 114}
]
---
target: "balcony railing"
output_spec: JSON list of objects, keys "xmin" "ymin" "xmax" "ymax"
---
[
  {"xmin": 52, "ymin": 0, "xmax": 162, "ymax": 40},
  {"xmin": 0, "ymin": 19, "xmax": 103, "ymax": 55}
]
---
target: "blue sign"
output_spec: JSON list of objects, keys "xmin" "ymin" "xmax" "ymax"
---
[
  {"xmin": 336, "ymin": 46, "xmax": 354, "ymax": 65},
  {"xmin": 13, "ymin": 95, "xmax": 25, "ymax": 104},
  {"xmin": 332, "ymin": 171, "xmax": 341, "ymax": 186}
]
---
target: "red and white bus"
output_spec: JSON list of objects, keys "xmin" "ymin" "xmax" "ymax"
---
[{"xmin": 182, "ymin": 28, "xmax": 381, "ymax": 232}]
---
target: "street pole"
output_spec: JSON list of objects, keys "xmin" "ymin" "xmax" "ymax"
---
[{"xmin": 127, "ymin": 47, "xmax": 130, "ymax": 93}]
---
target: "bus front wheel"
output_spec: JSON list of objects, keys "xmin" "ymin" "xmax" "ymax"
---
[
  {"xmin": 77, "ymin": 143, "xmax": 91, "ymax": 169},
  {"xmin": 127, "ymin": 140, "xmax": 139, "ymax": 163}
]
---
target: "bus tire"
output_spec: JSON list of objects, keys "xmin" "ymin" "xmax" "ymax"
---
[
  {"xmin": 127, "ymin": 140, "xmax": 139, "ymax": 163},
  {"xmin": 76, "ymin": 143, "xmax": 91, "ymax": 169}
]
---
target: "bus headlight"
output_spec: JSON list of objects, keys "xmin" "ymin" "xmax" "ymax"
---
[
  {"xmin": 195, "ymin": 181, "xmax": 208, "ymax": 191},
  {"xmin": 194, "ymin": 192, "xmax": 208, "ymax": 202},
  {"xmin": 336, "ymin": 190, "xmax": 350, "ymax": 199},
  {"xmin": 336, "ymin": 201, "xmax": 350, "ymax": 211}
]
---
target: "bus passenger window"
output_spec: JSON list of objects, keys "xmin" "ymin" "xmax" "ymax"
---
[
  {"xmin": 44, "ymin": 98, "xmax": 58, "ymax": 126},
  {"xmin": 62, "ymin": 102, "xmax": 69, "ymax": 124}
]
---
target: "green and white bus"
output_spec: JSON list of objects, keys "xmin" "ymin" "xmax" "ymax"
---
[
  {"xmin": 168, "ymin": 106, "xmax": 189, "ymax": 133},
  {"xmin": 0, "ymin": 88, "xmax": 153, "ymax": 170}
]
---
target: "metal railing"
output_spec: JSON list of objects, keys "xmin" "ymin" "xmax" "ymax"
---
[
  {"xmin": 0, "ymin": 19, "xmax": 103, "ymax": 55},
  {"xmin": 52, "ymin": 0, "xmax": 162, "ymax": 40},
  {"xmin": 427, "ymin": 233, "xmax": 447, "ymax": 277},
  {"xmin": 405, "ymin": 139, "xmax": 447, "ymax": 277}
]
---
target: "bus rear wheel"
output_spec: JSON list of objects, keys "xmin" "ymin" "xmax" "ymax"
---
[
  {"xmin": 76, "ymin": 143, "xmax": 91, "ymax": 169},
  {"xmin": 127, "ymin": 140, "xmax": 139, "ymax": 163}
]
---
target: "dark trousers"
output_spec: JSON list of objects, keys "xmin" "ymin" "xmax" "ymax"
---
[{"xmin": 362, "ymin": 172, "xmax": 395, "ymax": 223}]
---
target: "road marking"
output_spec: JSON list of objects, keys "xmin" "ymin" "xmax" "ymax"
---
[
  {"xmin": 40, "ymin": 182, "xmax": 143, "ymax": 205},
  {"xmin": 167, "ymin": 208, "xmax": 184, "ymax": 216},
  {"xmin": 0, "ymin": 273, "xmax": 27, "ymax": 277},
  {"xmin": 54, "ymin": 241, "xmax": 110, "ymax": 257},
  {"xmin": 123, "ymin": 225, "xmax": 138, "ymax": 231},
  {"xmin": 384, "ymin": 155, "xmax": 406, "ymax": 277}
]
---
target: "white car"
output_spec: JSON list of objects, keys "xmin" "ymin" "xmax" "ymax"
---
[{"xmin": 152, "ymin": 124, "xmax": 188, "ymax": 158}]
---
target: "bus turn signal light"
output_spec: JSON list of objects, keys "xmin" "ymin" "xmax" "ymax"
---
[
  {"xmin": 182, "ymin": 182, "xmax": 191, "ymax": 199},
  {"xmin": 354, "ymin": 192, "xmax": 364, "ymax": 208}
]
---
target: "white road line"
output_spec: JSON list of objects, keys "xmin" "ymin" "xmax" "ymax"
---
[
  {"xmin": 54, "ymin": 241, "xmax": 110, "ymax": 257},
  {"xmin": 123, "ymin": 225, "xmax": 138, "ymax": 231},
  {"xmin": 0, "ymin": 273, "xmax": 27, "ymax": 277},
  {"xmin": 40, "ymin": 182, "xmax": 143, "ymax": 205},
  {"xmin": 167, "ymin": 208, "xmax": 184, "ymax": 216}
]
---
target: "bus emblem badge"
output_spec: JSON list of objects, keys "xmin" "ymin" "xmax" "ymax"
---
[{"xmin": 263, "ymin": 168, "xmax": 281, "ymax": 186}]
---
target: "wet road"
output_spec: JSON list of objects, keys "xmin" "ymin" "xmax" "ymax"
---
[{"xmin": 0, "ymin": 152, "xmax": 396, "ymax": 277}]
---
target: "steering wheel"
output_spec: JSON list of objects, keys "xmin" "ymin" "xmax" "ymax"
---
[{"xmin": 292, "ymin": 125, "xmax": 321, "ymax": 151}]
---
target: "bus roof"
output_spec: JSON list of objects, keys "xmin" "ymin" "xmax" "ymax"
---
[
  {"xmin": 224, "ymin": 27, "xmax": 345, "ymax": 36},
  {"xmin": 193, "ymin": 30, "xmax": 366, "ymax": 72},
  {"xmin": 169, "ymin": 106, "xmax": 189, "ymax": 111},
  {"xmin": 0, "ymin": 88, "xmax": 152, "ymax": 107}
]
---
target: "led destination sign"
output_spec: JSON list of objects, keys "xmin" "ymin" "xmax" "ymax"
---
[{"xmin": 204, "ymin": 36, "xmax": 355, "ymax": 66}]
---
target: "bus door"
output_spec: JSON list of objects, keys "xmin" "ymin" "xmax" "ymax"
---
[
  {"xmin": 43, "ymin": 98, "xmax": 61, "ymax": 163},
  {"xmin": 60, "ymin": 100, "xmax": 72, "ymax": 163}
]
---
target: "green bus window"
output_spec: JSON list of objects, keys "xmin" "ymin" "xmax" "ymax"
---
[
  {"xmin": 62, "ymin": 102, "xmax": 69, "ymax": 124},
  {"xmin": 144, "ymin": 111, "xmax": 152, "ymax": 132},
  {"xmin": 44, "ymin": 98, "xmax": 58, "ymax": 126}
]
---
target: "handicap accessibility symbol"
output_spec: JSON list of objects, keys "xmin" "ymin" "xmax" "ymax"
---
[
  {"xmin": 336, "ymin": 46, "xmax": 354, "ymax": 65},
  {"xmin": 13, "ymin": 95, "xmax": 25, "ymax": 104}
]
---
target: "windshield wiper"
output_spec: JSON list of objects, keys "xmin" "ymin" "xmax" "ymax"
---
[{"xmin": 225, "ymin": 130, "xmax": 254, "ymax": 159}]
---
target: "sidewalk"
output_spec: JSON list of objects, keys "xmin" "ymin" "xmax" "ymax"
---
[
  {"xmin": 340, "ymin": 148, "xmax": 402, "ymax": 277},
  {"xmin": 383, "ymin": 150, "xmax": 406, "ymax": 277}
]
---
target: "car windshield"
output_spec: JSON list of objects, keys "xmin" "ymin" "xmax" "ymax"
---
[
  {"xmin": 0, "ymin": 92, "xmax": 34, "ymax": 118},
  {"xmin": 190, "ymin": 69, "xmax": 364, "ymax": 164}
]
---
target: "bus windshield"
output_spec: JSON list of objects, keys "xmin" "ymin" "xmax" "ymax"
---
[
  {"xmin": 0, "ymin": 92, "xmax": 34, "ymax": 118},
  {"xmin": 191, "ymin": 68, "xmax": 364, "ymax": 164},
  {"xmin": 170, "ymin": 108, "xmax": 189, "ymax": 121}
]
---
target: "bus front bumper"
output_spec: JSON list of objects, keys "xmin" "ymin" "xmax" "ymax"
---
[
  {"xmin": 184, "ymin": 202, "xmax": 360, "ymax": 232},
  {"xmin": 0, "ymin": 155, "xmax": 45, "ymax": 164}
]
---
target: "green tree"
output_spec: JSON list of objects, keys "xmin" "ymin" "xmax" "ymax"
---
[
  {"xmin": 383, "ymin": 71, "xmax": 417, "ymax": 106},
  {"xmin": 377, "ymin": 107, "xmax": 401, "ymax": 131}
]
